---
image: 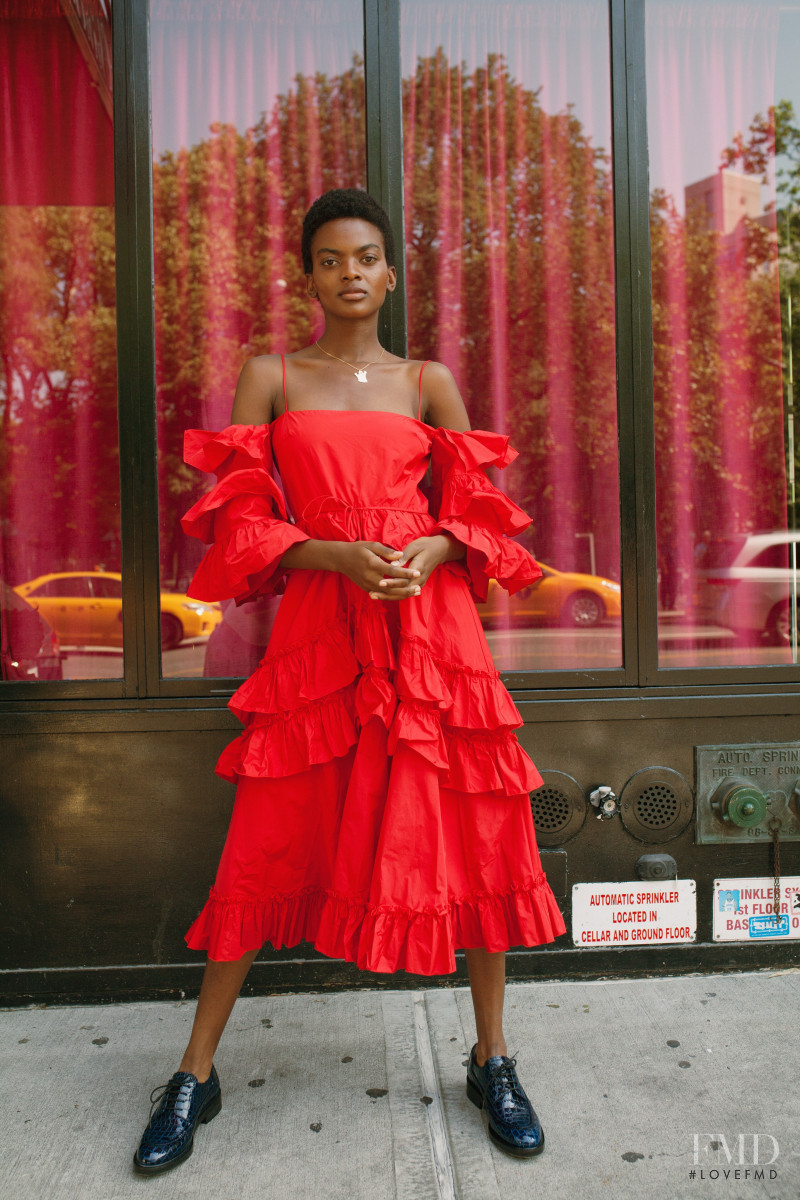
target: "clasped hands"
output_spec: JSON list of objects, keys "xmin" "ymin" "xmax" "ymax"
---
[{"xmin": 339, "ymin": 535, "xmax": 465, "ymax": 601}]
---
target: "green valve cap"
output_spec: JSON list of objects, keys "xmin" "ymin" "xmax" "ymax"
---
[{"xmin": 712, "ymin": 780, "xmax": 767, "ymax": 828}]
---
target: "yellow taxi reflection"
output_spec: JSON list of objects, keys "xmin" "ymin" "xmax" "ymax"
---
[
  {"xmin": 475, "ymin": 563, "xmax": 622, "ymax": 628},
  {"xmin": 14, "ymin": 571, "xmax": 222, "ymax": 649}
]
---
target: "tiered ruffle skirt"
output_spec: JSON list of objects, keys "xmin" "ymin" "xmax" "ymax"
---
[{"xmin": 181, "ymin": 421, "xmax": 567, "ymax": 974}]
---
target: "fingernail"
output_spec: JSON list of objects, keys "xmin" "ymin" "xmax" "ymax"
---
[
  {"xmin": 413, "ymin": 570, "xmax": 421, "ymax": 577},
  {"xmin": 414, "ymin": 587, "xmax": 421, "ymax": 595},
  {"xmin": 369, "ymin": 592, "xmax": 378, "ymax": 599}
]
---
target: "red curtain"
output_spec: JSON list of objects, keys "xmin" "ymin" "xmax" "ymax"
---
[
  {"xmin": 402, "ymin": 1, "xmax": 620, "ymax": 668},
  {"xmin": 647, "ymin": 0, "xmax": 790, "ymax": 663},
  {"xmin": 0, "ymin": 3, "xmax": 118, "ymax": 627},
  {"xmin": 150, "ymin": 1, "xmax": 366, "ymax": 674},
  {"xmin": 0, "ymin": 0, "xmax": 113, "ymax": 206}
]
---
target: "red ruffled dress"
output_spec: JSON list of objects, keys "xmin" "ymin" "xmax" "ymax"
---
[{"xmin": 181, "ymin": 388, "xmax": 566, "ymax": 975}]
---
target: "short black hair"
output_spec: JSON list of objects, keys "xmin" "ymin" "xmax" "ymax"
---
[{"xmin": 301, "ymin": 188, "xmax": 396, "ymax": 274}]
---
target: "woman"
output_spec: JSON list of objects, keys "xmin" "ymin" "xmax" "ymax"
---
[{"xmin": 133, "ymin": 188, "xmax": 566, "ymax": 1175}]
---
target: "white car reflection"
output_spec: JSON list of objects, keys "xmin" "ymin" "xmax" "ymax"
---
[{"xmin": 695, "ymin": 532, "xmax": 800, "ymax": 646}]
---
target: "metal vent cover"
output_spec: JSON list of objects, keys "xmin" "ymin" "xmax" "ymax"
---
[
  {"xmin": 619, "ymin": 767, "xmax": 694, "ymax": 843},
  {"xmin": 530, "ymin": 770, "xmax": 587, "ymax": 846}
]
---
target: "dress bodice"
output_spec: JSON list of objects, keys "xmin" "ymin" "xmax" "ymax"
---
[
  {"xmin": 181, "ymin": 413, "xmax": 541, "ymax": 607},
  {"xmin": 270, "ymin": 409, "xmax": 435, "ymax": 542}
]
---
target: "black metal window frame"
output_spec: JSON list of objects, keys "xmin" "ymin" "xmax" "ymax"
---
[{"xmin": 1, "ymin": 0, "xmax": 798, "ymax": 714}]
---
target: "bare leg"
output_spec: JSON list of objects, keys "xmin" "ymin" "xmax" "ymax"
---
[
  {"xmin": 464, "ymin": 947, "xmax": 508, "ymax": 1066},
  {"xmin": 178, "ymin": 951, "xmax": 259, "ymax": 1082}
]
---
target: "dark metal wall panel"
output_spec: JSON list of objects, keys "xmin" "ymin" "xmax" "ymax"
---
[
  {"xmin": 2, "ymin": 713, "xmax": 798, "ymax": 1003},
  {"xmin": 0, "ymin": 730, "xmax": 235, "ymax": 971}
]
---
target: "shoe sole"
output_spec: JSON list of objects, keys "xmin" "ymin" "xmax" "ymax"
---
[
  {"xmin": 466, "ymin": 1075, "xmax": 545, "ymax": 1159},
  {"xmin": 132, "ymin": 1092, "xmax": 222, "ymax": 1176}
]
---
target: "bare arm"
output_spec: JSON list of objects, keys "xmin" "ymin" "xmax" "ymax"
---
[
  {"xmin": 417, "ymin": 360, "xmax": 468, "ymax": 563},
  {"xmin": 420, "ymin": 360, "xmax": 471, "ymax": 432},
  {"xmin": 227, "ymin": 357, "xmax": 343, "ymax": 572},
  {"xmin": 229, "ymin": 355, "xmax": 282, "ymax": 426}
]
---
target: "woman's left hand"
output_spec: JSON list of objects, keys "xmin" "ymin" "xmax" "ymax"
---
[{"xmin": 368, "ymin": 534, "xmax": 465, "ymax": 601}]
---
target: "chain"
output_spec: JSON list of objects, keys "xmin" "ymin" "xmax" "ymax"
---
[
  {"xmin": 314, "ymin": 340, "xmax": 386, "ymax": 381},
  {"xmin": 769, "ymin": 817, "xmax": 782, "ymax": 921}
]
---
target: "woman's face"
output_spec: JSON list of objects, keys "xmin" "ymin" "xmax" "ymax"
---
[{"xmin": 306, "ymin": 217, "xmax": 396, "ymax": 316}]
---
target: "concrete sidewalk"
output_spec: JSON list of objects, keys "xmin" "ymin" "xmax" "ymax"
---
[{"xmin": 2, "ymin": 969, "xmax": 797, "ymax": 1200}]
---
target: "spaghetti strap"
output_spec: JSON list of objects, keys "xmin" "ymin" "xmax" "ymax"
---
[
  {"xmin": 280, "ymin": 354, "xmax": 288, "ymax": 414},
  {"xmin": 418, "ymin": 360, "xmax": 431, "ymax": 421}
]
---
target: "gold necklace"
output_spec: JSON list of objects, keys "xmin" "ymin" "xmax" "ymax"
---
[{"xmin": 314, "ymin": 340, "xmax": 386, "ymax": 383}]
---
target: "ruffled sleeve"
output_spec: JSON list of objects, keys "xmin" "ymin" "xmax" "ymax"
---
[
  {"xmin": 429, "ymin": 427, "xmax": 542, "ymax": 603},
  {"xmin": 180, "ymin": 424, "xmax": 310, "ymax": 604}
]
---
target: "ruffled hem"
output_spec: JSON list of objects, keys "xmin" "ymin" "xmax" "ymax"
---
[
  {"xmin": 216, "ymin": 685, "xmax": 359, "ymax": 781},
  {"xmin": 234, "ymin": 627, "xmax": 522, "ymax": 726},
  {"xmin": 432, "ymin": 518, "xmax": 542, "ymax": 603},
  {"xmin": 182, "ymin": 426, "xmax": 288, "ymax": 540},
  {"xmin": 220, "ymin": 703, "xmax": 537, "ymax": 798},
  {"xmin": 229, "ymin": 622, "xmax": 359, "ymax": 720},
  {"xmin": 185, "ymin": 886, "xmax": 328, "ymax": 960},
  {"xmin": 387, "ymin": 698, "xmax": 449, "ymax": 768},
  {"xmin": 184, "ymin": 424, "xmax": 270, "ymax": 475},
  {"xmin": 430, "ymin": 426, "xmax": 519, "ymax": 474},
  {"xmin": 348, "ymin": 904, "xmax": 457, "ymax": 975},
  {"xmin": 434, "ymin": 469, "xmax": 532, "ymax": 537},
  {"xmin": 450, "ymin": 877, "xmax": 567, "ymax": 954},
  {"xmin": 429, "ymin": 649, "xmax": 523, "ymax": 730},
  {"xmin": 186, "ymin": 876, "xmax": 566, "ymax": 974},
  {"xmin": 236, "ymin": 629, "xmax": 520, "ymax": 731},
  {"xmin": 355, "ymin": 663, "xmax": 398, "ymax": 728},
  {"xmin": 428, "ymin": 427, "xmax": 543, "ymax": 604},
  {"xmin": 181, "ymin": 468, "xmax": 288, "ymax": 540},
  {"xmin": 187, "ymin": 519, "xmax": 310, "ymax": 603},
  {"xmin": 443, "ymin": 728, "xmax": 543, "ymax": 796},
  {"xmin": 181, "ymin": 424, "xmax": 312, "ymax": 603},
  {"xmin": 218, "ymin": 627, "xmax": 535, "ymax": 795}
]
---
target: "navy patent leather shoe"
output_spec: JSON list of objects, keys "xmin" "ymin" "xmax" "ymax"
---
[
  {"xmin": 466, "ymin": 1045, "xmax": 544, "ymax": 1158},
  {"xmin": 133, "ymin": 1066, "xmax": 221, "ymax": 1175}
]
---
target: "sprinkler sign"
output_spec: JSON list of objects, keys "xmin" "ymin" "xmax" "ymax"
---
[
  {"xmin": 571, "ymin": 880, "xmax": 696, "ymax": 946},
  {"xmin": 713, "ymin": 877, "xmax": 800, "ymax": 942}
]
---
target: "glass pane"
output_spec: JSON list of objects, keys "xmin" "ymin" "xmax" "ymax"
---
[
  {"xmin": 90, "ymin": 575, "xmax": 122, "ymax": 598},
  {"xmin": 647, "ymin": 0, "xmax": 799, "ymax": 668},
  {"xmin": 152, "ymin": 0, "xmax": 366, "ymax": 678},
  {"xmin": 401, "ymin": 0, "xmax": 621, "ymax": 673},
  {"xmin": 0, "ymin": 0, "xmax": 120, "ymax": 682}
]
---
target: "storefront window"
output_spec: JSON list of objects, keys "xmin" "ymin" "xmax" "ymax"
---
[
  {"xmin": 401, "ymin": 0, "xmax": 621, "ymax": 672},
  {"xmin": 0, "ymin": 0, "xmax": 119, "ymax": 682},
  {"xmin": 151, "ymin": 0, "xmax": 366, "ymax": 679},
  {"xmin": 647, "ymin": 0, "xmax": 799, "ymax": 668}
]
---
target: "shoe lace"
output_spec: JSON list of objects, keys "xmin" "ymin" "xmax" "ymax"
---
[
  {"xmin": 147, "ymin": 1076, "xmax": 187, "ymax": 1127},
  {"xmin": 485, "ymin": 1050, "xmax": 530, "ymax": 1114}
]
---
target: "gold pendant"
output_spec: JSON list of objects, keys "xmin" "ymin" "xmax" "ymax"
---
[{"xmin": 355, "ymin": 369, "xmax": 368, "ymax": 383}]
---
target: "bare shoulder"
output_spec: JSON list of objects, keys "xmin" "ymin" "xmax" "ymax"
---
[
  {"xmin": 417, "ymin": 359, "xmax": 470, "ymax": 431},
  {"xmin": 229, "ymin": 354, "xmax": 284, "ymax": 426}
]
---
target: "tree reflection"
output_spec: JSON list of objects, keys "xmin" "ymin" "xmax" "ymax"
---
[
  {"xmin": 652, "ymin": 100, "xmax": 798, "ymax": 628},
  {"xmin": 0, "ymin": 205, "xmax": 119, "ymax": 585},
  {"xmin": 1, "ymin": 52, "xmax": 794, "ymax": 671}
]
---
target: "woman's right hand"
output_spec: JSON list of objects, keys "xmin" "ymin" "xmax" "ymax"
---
[{"xmin": 333, "ymin": 541, "xmax": 422, "ymax": 599}]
